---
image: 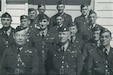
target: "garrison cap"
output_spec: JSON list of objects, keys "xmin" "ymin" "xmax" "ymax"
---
[
  {"xmin": 89, "ymin": 9, "xmax": 97, "ymax": 16},
  {"xmin": 28, "ymin": 8, "xmax": 36, "ymax": 12},
  {"xmin": 14, "ymin": 26, "xmax": 27, "ymax": 33},
  {"xmin": 69, "ymin": 22, "xmax": 77, "ymax": 27},
  {"xmin": 38, "ymin": 14, "xmax": 49, "ymax": 21},
  {"xmin": 58, "ymin": 26, "xmax": 69, "ymax": 32},
  {"xmin": 57, "ymin": 0, "xmax": 65, "ymax": 5},
  {"xmin": 38, "ymin": 4, "xmax": 45, "ymax": 9},
  {"xmin": 1, "ymin": 12, "xmax": 11, "ymax": 18},
  {"xmin": 100, "ymin": 28, "xmax": 111, "ymax": 36},
  {"xmin": 20, "ymin": 15, "xmax": 29, "ymax": 20},
  {"xmin": 92, "ymin": 26, "xmax": 101, "ymax": 32}
]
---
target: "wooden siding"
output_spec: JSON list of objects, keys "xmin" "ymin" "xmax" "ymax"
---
[
  {"xmin": 0, "ymin": 3, "xmax": 28, "ymax": 28},
  {"xmin": 94, "ymin": 0, "xmax": 113, "ymax": 46}
]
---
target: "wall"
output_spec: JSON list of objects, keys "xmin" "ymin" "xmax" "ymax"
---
[
  {"xmin": 94, "ymin": 0, "xmax": 113, "ymax": 46},
  {"xmin": 0, "ymin": 0, "xmax": 28, "ymax": 28}
]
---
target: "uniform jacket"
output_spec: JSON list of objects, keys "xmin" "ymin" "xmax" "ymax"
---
[
  {"xmin": 0, "ymin": 44, "xmax": 39, "ymax": 75},
  {"xmin": 46, "ymin": 42, "xmax": 83, "ymax": 75},
  {"xmin": 87, "ymin": 46, "xmax": 113, "ymax": 75},
  {"xmin": 0, "ymin": 27, "xmax": 15, "ymax": 62},
  {"xmin": 31, "ymin": 29, "xmax": 57, "ymax": 74}
]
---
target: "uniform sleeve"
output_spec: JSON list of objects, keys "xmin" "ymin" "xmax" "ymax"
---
[
  {"xmin": 31, "ymin": 49, "xmax": 39, "ymax": 74},
  {"xmin": 45, "ymin": 49, "xmax": 53, "ymax": 75},
  {"xmin": 77, "ymin": 53, "xmax": 84, "ymax": 75},
  {"xmin": 49, "ymin": 16, "xmax": 55, "ymax": 28},
  {"xmin": 0, "ymin": 49, "xmax": 8, "ymax": 75},
  {"xmin": 87, "ymin": 52, "xmax": 94, "ymax": 75}
]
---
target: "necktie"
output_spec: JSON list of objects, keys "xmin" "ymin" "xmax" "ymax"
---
[
  {"xmin": 104, "ymin": 48, "xmax": 108, "ymax": 57},
  {"xmin": 71, "ymin": 36, "xmax": 74, "ymax": 43},
  {"xmin": 42, "ymin": 32, "xmax": 44, "ymax": 38}
]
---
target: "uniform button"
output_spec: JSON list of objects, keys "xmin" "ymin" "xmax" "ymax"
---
[
  {"xmin": 17, "ymin": 64, "xmax": 19, "ymax": 66},
  {"xmin": 105, "ymin": 65, "xmax": 108, "ymax": 68},
  {"xmin": 42, "ymin": 46, "xmax": 44, "ymax": 48},
  {"xmin": 105, "ymin": 61, "xmax": 108, "ymax": 64},
  {"xmin": 61, "ymin": 66, "xmax": 64, "ymax": 68},
  {"xmin": 18, "ymin": 54, "xmax": 20, "ymax": 57},
  {"xmin": 62, "ymin": 61, "xmax": 64, "ymax": 63},
  {"xmin": 105, "ymin": 69, "xmax": 108, "ymax": 72}
]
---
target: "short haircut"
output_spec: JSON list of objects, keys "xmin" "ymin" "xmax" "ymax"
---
[{"xmin": 80, "ymin": 4, "xmax": 88, "ymax": 10}]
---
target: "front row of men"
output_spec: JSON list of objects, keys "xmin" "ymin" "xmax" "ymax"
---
[{"xmin": 0, "ymin": 12, "xmax": 113, "ymax": 75}]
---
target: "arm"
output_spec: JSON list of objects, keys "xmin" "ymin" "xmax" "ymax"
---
[
  {"xmin": 0, "ymin": 50, "xmax": 7, "ymax": 75},
  {"xmin": 31, "ymin": 49, "xmax": 39, "ymax": 74}
]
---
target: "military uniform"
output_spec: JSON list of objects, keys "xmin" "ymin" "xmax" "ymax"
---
[
  {"xmin": 0, "ymin": 43, "xmax": 39, "ymax": 75},
  {"xmin": 81, "ymin": 23, "xmax": 104, "ymax": 42},
  {"xmin": 46, "ymin": 42, "xmax": 83, "ymax": 75},
  {"xmin": 81, "ymin": 39, "xmax": 100, "ymax": 75},
  {"xmin": 87, "ymin": 46, "xmax": 113, "ymax": 75},
  {"xmin": 74, "ymin": 15, "xmax": 89, "ymax": 33},
  {"xmin": 50, "ymin": 13, "xmax": 72, "ymax": 28},
  {"xmin": 31, "ymin": 29, "xmax": 57, "ymax": 74},
  {"xmin": 70, "ymin": 33, "xmax": 84, "ymax": 53},
  {"xmin": 0, "ymin": 26, "xmax": 15, "ymax": 61}
]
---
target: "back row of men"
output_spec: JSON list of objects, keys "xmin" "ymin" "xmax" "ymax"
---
[{"xmin": 0, "ymin": 1, "xmax": 113, "ymax": 75}]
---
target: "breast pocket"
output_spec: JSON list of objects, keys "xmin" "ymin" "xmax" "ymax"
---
[
  {"xmin": 22, "ymin": 54, "xmax": 33, "ymax": 65},
  {"xmin": 6, "ymin": 54, "xmax": 16, "ymax": 67}
]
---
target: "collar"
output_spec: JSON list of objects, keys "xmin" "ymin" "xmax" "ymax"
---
[
  {"xmin": 90, "ymin": 23, "xmax": 96, "ymax": 28},
  {"xmin": 39, "ymin": 28, "xmax": 48, "ymax": 36},
  {"xmin": 61, "ymin": 41, "xmax": 69, "ymax": 52},
  {"xmin": 5, "ymin": 27, "xmax": 12, "ymax": 36},
  {"xmin": 103, "ymin": 45, "xmax": 111, "ymax": 55}
]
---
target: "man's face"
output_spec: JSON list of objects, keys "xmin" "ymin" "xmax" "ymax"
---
[
  {"xmin": 14, "ymin": 31, "xmax": 27, "ymax": 46},
  {"xmin": 20, "ymin": 19, "xmax": 30, "ymax": 28},
  {"xmin": 56, "ymin": 16, "xmax": 64, "ymax": 25},
  {"xmin": 38, "ymin": 6, "xmax": 45, "ymax": 14},
  {"xmin": 89, "ymin": 13, "xmax": 97, "ymax": 24},
  {"xmin": 69, "ymin": 26, "xmax": 78, "ymax": 36},
  {"xmin": 57, "ymin": 4, "xmax": 65, "ymax": 14},
  {"xmin": 100, "ymin": 32, "xmax": 112, "ymax": 46},
  {"xmin": 1, "ymin": 17, "xmax": 12, "ymax": 27},
  {"xmin": 92, "ymin": 30, "xmax": 100, "ymax": 41},
  {"xmin": 58, "ymin": 31, "xmax": 70, "ymax": 43},
  {"xmin": 81, "ymin": 6, "xmax": 88, "ymax": 16},
  {"xmin": 28, "ymin": 11, "xmax": 37, "ymax": 20},
  {"xmin": 39, "ymin": 19, "xmax": 49, "ymax": 30}
]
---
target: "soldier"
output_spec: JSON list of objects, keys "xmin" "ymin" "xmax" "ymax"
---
[
  {"xmin": 82, "ymin": 27, "xmax": 101, "ymax": 75},
  {"xmin": 69, "ymin": 22, "xmax": 84, "ymax": 52},
  {"xmin": 50, "ymin": 0, "xmax": 72, "ymax": 28},
  {"xmin": 0, "ymin": 27, "xmax": 39, "ymax": 75},
  {"xmin": 87, "ymin": 28, "xmax": 113, "ymax": 75},
  {"xmin": 31, "ymin": 14, "xmax": 57, "ymax": 75},
  {"xmin": 82, "ymin": 10, "xmax": 104, "ymax": 42},
  {"xmin": 28, "ymin": 8, "xmax": 39, "ymax": 29},
  {"xmin": 51, "ymin": 14, "xmax": 68, "ymax": 32},
  {"xmin": 16, "ymin": 15, "xmax": 36, "ymax": 47},
  {"xmin": 74, "ymin": 4, "xmax": 89, "ymax": 33},
  {"xmin": 46, "ymin": 26, "xmax": 83, "ymax": 75},
  {"xmin": 37, "ymin": 4, "xmax": 50, "ymax": 29},
  {"xmin": 0, "ymin": 12, "xmax": 15, "ymax": 61}
]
